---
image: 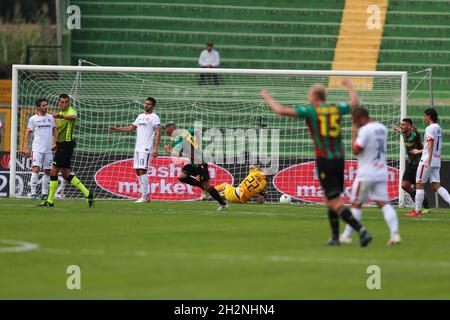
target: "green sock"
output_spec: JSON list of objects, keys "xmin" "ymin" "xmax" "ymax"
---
[
  {"xmin": 47, "ymin": 177, "xmax": 59, "ymax": 204},
  {"xmin": 70, "ymin": 175, "xmax": 90, "ymax": 197}
]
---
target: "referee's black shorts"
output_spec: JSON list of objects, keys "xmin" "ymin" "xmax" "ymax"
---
[
  {"xmin": 316, "ymin": 157, "xmax": 345, "ymax": 200},
  {"xmin": 182, "ymin": 163, "xmax": 210, "ymax": 182},
  {"xmin": 402, "ymin": 162, "xmax": 418, "ymax": 184},
  {"xmin": 53, "ymin": 141, "xmax": 76, "ymax": 169}
]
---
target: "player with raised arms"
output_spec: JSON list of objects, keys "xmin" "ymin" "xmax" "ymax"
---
[
  {"xmin": 406, "ymin": 108, "xmax": 450, "ymax": 216},
  {"xmin": 391, "ymin": 119, "xmax": 430, "ymax": 213},
  {"xmin": 163, "ymin": 122, "xmax": 228, "ymax": 211},
  {"xmin": 109, "ymin": 97, "xmax": 161, "ymax": 203},
  {"xmin": 340, "ymin": 108, "xmax": 401, "ymax": 245},
  {"xmin": 24, "ymin": 98, "xmax": 57, "ymax": 200},
  {"xmin": 260, "ymin": 79, "xmax": 372, "ymax": 247},
  {"xmin": 40, "ymin": 94, "xmax": 94, "ymax": 207}
]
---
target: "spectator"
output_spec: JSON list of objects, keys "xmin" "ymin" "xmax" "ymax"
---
[{"xmin": 198, "ymin": 42, "xmax": 220, "ymax": 85}]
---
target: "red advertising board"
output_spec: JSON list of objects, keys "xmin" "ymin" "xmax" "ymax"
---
[
  {"xmin": 273, "ymin": 160, "xmax": 399, "ymax": 203},
  {"xmin": 95, "ymin": 156, "xmax": 234, "ymax": 200}
]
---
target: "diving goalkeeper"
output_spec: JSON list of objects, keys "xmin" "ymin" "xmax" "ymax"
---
[{"xmin": 203, "ymin": 165, "xmax": 268, "ymax": 204}]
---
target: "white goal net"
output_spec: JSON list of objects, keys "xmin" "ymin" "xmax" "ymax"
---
[{"xmin": 10, "ymin": 66, "xmax": 407, "ymax": 205}]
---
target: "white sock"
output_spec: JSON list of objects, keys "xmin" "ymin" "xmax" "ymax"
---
[
  {"xmin": 42, "ymin": 175, "xmax": 50, "ymax": 195},
  {"xmin": 381, "ymin": 204, "xmax": 399, "ymax": 238},
  {"xmin": 137, "ymin": 175, "xmax": 143, "ymax": 195},
  {"xmin": 415, "ymin": 189, "xmax": 425, "ymax": 212},
  {"xmin": 344, "ymin": 208, "xmax": 362, "ymax": 237},
  {"xmin": 139, "ymin": 174, "xmax": 149, "ymax": 198},
  {"xmin": 30, "ymin": 172, "xmax": 39, "ymax": 195},
  {"xmin": 437, "ymin": 187, "xmax": 450, "ymax": 205}
]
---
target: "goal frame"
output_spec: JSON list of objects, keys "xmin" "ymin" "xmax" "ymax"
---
[{"xmin": 10, "ymin": 65, "xmax": 408, "ymax": 206}]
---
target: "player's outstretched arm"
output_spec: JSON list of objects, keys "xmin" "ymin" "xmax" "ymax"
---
[
  {"xmin": 163, "ymin": 145, "xmax": 181, "ymax": 158},
  {"xmin": 391, "ymin": 123, "xmax": 401, "ymax": 133},
  {"xmin": 53, "ymin": 112, "xmax": 76, "ymax": 121},
  {"xmin": 108, "ymin": 125, "xmax": 136, "ymax": 133},
  {"xmin": 260, "ymin": 89, "xmax": 297, "ymax": 117},
  {"xmin": 341, "ymin": 78, "xmax": 359, "ymax": 110}
]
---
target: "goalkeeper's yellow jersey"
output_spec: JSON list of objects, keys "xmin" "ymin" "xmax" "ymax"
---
[{"xmin": 236, "ymin": 168, "xmax": 267, "ymax": 203}]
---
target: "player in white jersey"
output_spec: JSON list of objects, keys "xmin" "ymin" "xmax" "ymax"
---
[
  {"xmin": 406, "ymin": 108, "xmax": 450, "ymax": 216},
  {"xmin": 340, "ymin": 108, "xmax": 401, "ymax": 245},
  {"xmin": 24, "ymin": 98, "xmax": 57, "ymax": 200},
  {"xmin": 109, "ymin": 97, "xmax": 161, "ymax": 203}
]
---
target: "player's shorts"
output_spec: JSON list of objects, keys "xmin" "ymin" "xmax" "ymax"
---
[
  {"xmin": 223, "ymin": 184, "xmax": 241, "ymax": 203},
  {"xmin": 351, "ymin": 179, "xmax": 388, "ymax": 204},
  {"xmin": 133, "ymin": 151, "xmax": 151, "ymax": 170},
  {"xmin": 32, "ymin": 152, "xmax": 53, "ymax": 170},
  {"xmin": 402, "ymin": 162, "xmax": 418, "ymax": 184},
  {"xmin": 53, "ymin": 141, "xmax": 75, "ymax": 169},
  {"xmin": 416, "ymin": 164, "xmax": 440, "ymax": 184},
  {"xmin": 182, "ymin": 163, "xmax": 210, "ymax": 181},
  {"xmin": 316, "ymin": 157, "xmax": 344, "ymax": 200}
]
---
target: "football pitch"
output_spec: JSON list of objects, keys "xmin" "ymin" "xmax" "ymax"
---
[{"xmin": 1, "ymin": 199, "xmax": 449, "ymax": 299}]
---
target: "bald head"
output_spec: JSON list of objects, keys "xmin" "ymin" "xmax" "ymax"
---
[{"xmin": 308, "ymin": 84, "xmax": 327, "ymax": 105}]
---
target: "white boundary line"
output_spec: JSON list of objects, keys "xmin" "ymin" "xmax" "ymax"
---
[
  {"xmin": 0, "ymin": 239, "xmax": 39, "ymax": 253},
  {"xmin": 32, "ymin": 246, "xmax": 450, "ymax": 269}
]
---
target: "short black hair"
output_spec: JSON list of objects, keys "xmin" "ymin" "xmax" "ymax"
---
[
  {"xmin": 352, "ymin": 107, "xmax": 369, "ymax": 119},
  {"xmin": 58, "ymin": 93, "xmax": 69, "ymax": 100},
  {"xmin": 163, "ymin": 122, "xmax": 177, "ymax": 130},
  {"xmin": 206, "ymin": 42, "xmax": 213, "ymax": 46},
  {"xmin": 402, "ymin": 118, "xmax": 413, "ymax": 126},
  {"xmin": 146, "ymin": 97, "xmax": 156, "ymax": 106},
  {"xmin": 36, "ymin": 98, "xmax": 48, "ymax": 107},
  {"xmin": 424, "ymin": 108, "xmax": 438, "ymax": 122}
]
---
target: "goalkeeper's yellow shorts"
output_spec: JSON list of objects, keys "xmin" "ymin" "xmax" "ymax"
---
[
  {"xmin": 216, "ymin": 183, "xmax": 241, "ymax": 203},
  {"xmin": 224, "ymin": 185, "xmax": 241, "ymax": 203}
]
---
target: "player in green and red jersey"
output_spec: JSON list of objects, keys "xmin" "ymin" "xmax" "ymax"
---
[
  {"xmin": 392, "ymin": 118, "xmax": 430, "ymax": 213},
  {"xmin": 261, "ymin": 79, "xmax": 372, "ymax": 247},
  {"xmin": 163, "ymin": 122, "xmax": 228, "ymax": 211}
]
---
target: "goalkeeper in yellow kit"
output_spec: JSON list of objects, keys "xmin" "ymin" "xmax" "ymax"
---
[{"xmin": 203, "ymin": 165, "xmax": 268, "ymax": 204}]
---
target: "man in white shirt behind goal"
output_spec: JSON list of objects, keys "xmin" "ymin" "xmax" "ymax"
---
[
  {"xmin": 109, "ymin": 97, "xmax": 161, "ymax": 203},
  {"xmin": 406, "ymin": 108, "xmax": 450, "ymax": 217},
  {"xmin": 340, "ymin": 108, "xmax": 401, "ymax": 246},
  {"xmin": 24, "ymin": 98, "xmax": 57, "ymax": 200}
]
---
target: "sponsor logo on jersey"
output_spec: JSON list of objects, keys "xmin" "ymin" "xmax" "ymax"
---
[{"xmin": 273, "ymin": 160, "xmax": 399, "ymax": 203}]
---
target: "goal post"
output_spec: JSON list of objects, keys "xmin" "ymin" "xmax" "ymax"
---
[{"xmin": 10, "ymin": 64, "xmax": 407, "ymax": 205}]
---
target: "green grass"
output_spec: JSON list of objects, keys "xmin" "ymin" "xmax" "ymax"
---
[{"xmin": 1, "ymin": 199, "xmax": 450, "ymax": 299}]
